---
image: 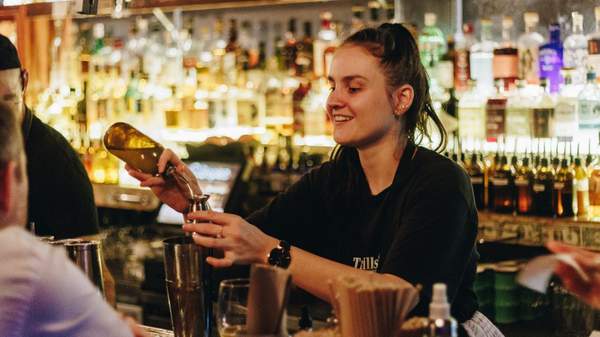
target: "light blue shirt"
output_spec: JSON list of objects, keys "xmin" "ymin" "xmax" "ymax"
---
[{"xmin": 0, "ymin": 226, "xmax": 133, "ymax": 337}]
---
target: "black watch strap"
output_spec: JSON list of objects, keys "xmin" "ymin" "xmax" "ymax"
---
[{"xmin": 267, "ymin": 240, "xmax": 291, "ymax": 269}]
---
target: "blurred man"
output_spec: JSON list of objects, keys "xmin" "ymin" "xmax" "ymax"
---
[
  {"xmin": 0, "ymin": 34, "xmax": 98, "ymax": 239},
  {"xmin": 0, "ymin": 102, "xmax": 145, "ymax": 337}
]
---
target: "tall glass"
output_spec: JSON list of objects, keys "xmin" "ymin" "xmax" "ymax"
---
[{"xmin": 218, "ymin": 279, "xmax": 250, "ymax": 337}]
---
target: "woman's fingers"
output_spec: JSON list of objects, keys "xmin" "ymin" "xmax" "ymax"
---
[
  {"xmin": 126, "ymin": 166, "xmax": 154, "ymax": 181},
  {"xmin": 157, "ymin": 148, "xmax": 186, "ymax": 174},
  {"xmin": 183, "ymin": 223, "xmax": 223, "ymax": 237},
  {"xmin": 186, "ymin": 210, "xmax": 239, "ymax": 225},
  {"xmin": 139, "ymin": 176, "xmax": 166, "ymax": 187},
  {"xmin": 192, "ymin": 232, "xmax": 230, "ymax": 249},
  {"xmin": 206, "ymin": 256, "xmax": 234, "ymax": 268}
]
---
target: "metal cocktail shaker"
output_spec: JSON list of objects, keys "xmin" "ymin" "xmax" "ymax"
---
[
  {"xmin": 51, "ymin": 239, "xmax": 106, "ymax": 298},
  {"xmin": 164, "ymin": 194, "xmax": 213, "ymax": 337}
]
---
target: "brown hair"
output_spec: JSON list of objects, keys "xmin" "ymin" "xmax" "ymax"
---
[{"xmin": 334, "ymin": 23, "xmax": 447, "ymax": 154}]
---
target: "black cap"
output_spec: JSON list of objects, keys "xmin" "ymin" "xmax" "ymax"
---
[{"xmin": 0, "ymin": 34, "xmax": 21, "ymax": 70}]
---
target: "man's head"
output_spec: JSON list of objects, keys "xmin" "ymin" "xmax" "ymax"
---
[
  {"xmin": 0, "ymin": 34, "xmax": 28, "ymax": 125},
  {"xmin": 0, "ymin": 102, "xmax": 28, "ymax": 228}
]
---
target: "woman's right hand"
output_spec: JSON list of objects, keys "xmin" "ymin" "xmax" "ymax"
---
[{"xmin": 126, "ymin": 149, "xmax": 197, "ymax": 212}]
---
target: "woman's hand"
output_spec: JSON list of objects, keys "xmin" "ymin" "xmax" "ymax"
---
[
  {"xmin": 126, "ymin": 149, "xmax": 197, "ymax": 212},
  {"xmin": 182, "ymin": 210, "xmax": 278, "ymax": 267},
  {"xmin": 547, "ymin": 241, "xmax": 600, "ymax": 309}
]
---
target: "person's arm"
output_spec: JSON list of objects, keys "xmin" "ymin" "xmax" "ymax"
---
[
  {"xmin": 183, "ymin": 211, "xmax": 415, "ymax": 303},
  {"xmin": 547, "ymin": 241, "xmax": 600, "ymax": 309}
]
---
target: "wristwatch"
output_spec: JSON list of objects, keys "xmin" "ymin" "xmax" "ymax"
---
[{"xmin": 267, "ymin": 240, "xmax": 291, "ymax": 269}]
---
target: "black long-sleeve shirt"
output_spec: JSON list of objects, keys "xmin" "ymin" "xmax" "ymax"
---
[
  {"xmin": 247, "ymin": 141, "xmax": 479, "ymax": 322},
  {"xmin": 23, "ymin": 108, "xmax": 99, "ymax": 239}
]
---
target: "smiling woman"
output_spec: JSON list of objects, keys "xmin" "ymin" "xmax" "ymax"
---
[{"xmin": 127, "ymin": 23, "xmax": 503, "ymax": 337}]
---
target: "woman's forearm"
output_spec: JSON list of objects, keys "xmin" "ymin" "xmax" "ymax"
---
[{"xmin": 285, "ymin": 245, "xmax": 414, "ymax": 302}]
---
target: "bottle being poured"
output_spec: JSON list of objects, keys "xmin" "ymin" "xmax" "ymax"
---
[{"xmin": 103, "ymin": 122, "xmax": 205, "ymax": 223}]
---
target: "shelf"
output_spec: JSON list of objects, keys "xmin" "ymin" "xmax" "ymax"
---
[{"xmin": 478, "ymin": 211, "xmax": 600, "ymax": 251}]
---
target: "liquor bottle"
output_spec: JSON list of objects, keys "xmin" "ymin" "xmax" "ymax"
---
[
  {"xmin": 491, "ymin": 153, "xmax": 515, "ymax": 213},
  {"xmin": 564, "ymin": 12, "xmax": 588, "ymax": 85},
  {"xmin": 515, "ymin": 156, "xmax": 535, "ymax": 215},
  {"xmin": 282, "ymin": 18, "xmax": 298, "ymax": 75},
  {"xmin": 486, "ymin": 150, "xmax": 500, "ymax": 210},
  {"xmin": 493, "ymin": 17, "xmax": 519, "ymax": 90},
  {"xmin": 103, "ymin": 122, "xmax": 202, "ymax": 199},
  {"xmin": 555, "ymin": 155, "xmax": 576, "ymax": 217},
  {"xmin": 367, "ymin": 1, "xmax": 382, "ymax": 27},
  {"xmin": 454, "ymin": 23, "xmax": 476, "ymax": 92},
  {"xmin": 554, "ymin": 72, "xmax": 581, "ymax": 141},
  {"xmin": 505, "ymin": 80, "xmax": 532, "ymax": 137},
  {"xmin": 470, "ymin": 19, "xmax": 497, "ymax": 93},
  {"xmin": 589, "ymin": 156, "xmax": 600, "ymax": 218},
  {"xmin": 517, "ymin": 12, "xmax": 544, "ymax": 84},
  {"xmin": 539, "ymin": 23, "xmax": 564, "ymax": 93},
  {"xmin": 532, "ymin": 79, "xmax": 555, "ymax": 138},
  {"xmin": 574, "ymin": 155, "xmax": 590, "ymax": 217},
  {"xmin": 295, "ymin": 21, "xmax": 314, "ymax": 77},
  {"xmin": 485, "ymin": 80, "xmax": 507, "ymax": 142},
  {"xmin": 435, "ymin": 37, "xmax": 455, "ymax": 90},
  {"xmin": 533, "ymin": 157, "xmax": 555, "ymax": 216},
  {"xmin": 458, "ymin": 80, "xmax": 486, "ymax": 140},
  {"xmin": 224, "ymin": 19, "xmax": 240, "ymax": 86},
  {"xmin": 419, "ymin": 13, "xmax": 447, "ymax": 71},
  {"xmin": 588, "ymin": 7, "xmax": 600, "ymax": 76},
  {"xmin": 577, "ymin": 70, "xmax": 600, "ymax": 131},
  {"xmin": 351, "ymin": 4, "xmax": 366, "ymax": 34},
  {"xmin": 313, "ymin": 12, "xmax": 338, "ymax": 78}
]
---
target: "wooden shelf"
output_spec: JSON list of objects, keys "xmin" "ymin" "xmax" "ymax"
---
[{"xmin": 478, "ymin": 211, "xmax": 600, "ymax": 251}]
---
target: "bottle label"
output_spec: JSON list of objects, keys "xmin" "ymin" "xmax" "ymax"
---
[
  {"xmin": 491, "ymin": 177, "xmax": 509, "ymax": 186},
  {"xmin": 554, "ymin": 100, "xmax": 577, "ymax": 139},
  {"xmin": 576, "ymin": 179, "xmax": 589, "ymax": 191},
  {"xmin": 470, "ymin": 176, "xmax": 484, "ymax": 184},
  {"xmin": 515, "ymin": 177, "xmax": 530, "ymax": 186},
  {"xmin": 578, "ymin": 99, "xmax": 600, "ymax": 130},
  {"xmin": 554, "ymin": 182, "xmax": 565, "ymax": 190},
  {"xmin": 493, "ymin": 52, "xmax": 518, "ymax": 79},
  {"xmin": 533, "ymin": 184, "xmax": 545, "ymax": 192},
  {"xmin": 532, "ymin": 108, "xmax": 553, "ymax": 138},
  {"xmin": 486, "ymin": 98, "xmax": 507, "ymax": 141},
  {"xmin": 519, "ymin": 46, "xmax": 539, "ymax": 84},
  {"xmin": 454, "ymin": 49, "xmax": 470, "ymax": 91},
  {"xmin": 458, "ymin": 107, "xmax": 486, "ymax": 139},
  {"xmin": 506, "ymin": 107, "xmax": 531, "ymax": 137},
  {"xmin": 539, "ymin": 47, "xmax": 562, "ymax": 92}
]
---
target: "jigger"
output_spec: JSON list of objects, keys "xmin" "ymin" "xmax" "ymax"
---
[{"xmin": 164, "ymin": 194, "xmax": 214, "ymax": 337}]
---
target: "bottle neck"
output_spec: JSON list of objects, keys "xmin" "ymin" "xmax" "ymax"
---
[
  {"xmin": 481, "ymin": 25, "xmax": 493, "ymax": 42},
  {"xmin": 573, "ymin": 22, "xmax": 583, "ymax": 35}
]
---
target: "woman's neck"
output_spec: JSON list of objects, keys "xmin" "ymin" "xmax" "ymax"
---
[{"xmin": 358, "ymin": 135, "xmax": 408, "ymax": 195}]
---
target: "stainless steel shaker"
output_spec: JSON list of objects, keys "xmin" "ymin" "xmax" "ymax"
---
[
  {"xmin": 51, "ymin": 239, "xmax": 106, "ymax": 298},
  {"xmin": 164, "ymin": 194, "xmax": 214, "ymax": 337}
]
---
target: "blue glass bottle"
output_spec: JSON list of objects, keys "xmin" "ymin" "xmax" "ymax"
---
[{"xmin": 539, "ymin": 23, "xmax": 564, "ymax": 93}]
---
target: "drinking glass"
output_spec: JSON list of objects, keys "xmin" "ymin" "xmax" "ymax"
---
[{"xmin": 218, "ymin": 278, "xmax": 250, "ymax": 337}]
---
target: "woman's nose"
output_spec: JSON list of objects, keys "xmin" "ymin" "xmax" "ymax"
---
[{"xmin": 326, "ymin": 89, "xmax": 344, "ymax": 113}]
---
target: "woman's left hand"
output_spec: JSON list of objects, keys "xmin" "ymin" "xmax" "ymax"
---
[{"xmin": 183, "ymin": 211, "xmax": 278, "ymax": 268}]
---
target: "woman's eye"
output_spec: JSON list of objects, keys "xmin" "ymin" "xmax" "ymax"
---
[{"xmin": 348, "ymin": 87, "xmax": 360, "ymax": 93}]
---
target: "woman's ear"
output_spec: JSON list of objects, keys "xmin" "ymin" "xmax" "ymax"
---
[{"xmin": 392, "ymin": 84, "xmax": 414, "ymax": 117}]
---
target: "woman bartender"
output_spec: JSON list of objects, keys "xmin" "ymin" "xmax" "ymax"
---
[{"xmin": 128, "ymin": 24, "xmax": 502, "ymax": 336}]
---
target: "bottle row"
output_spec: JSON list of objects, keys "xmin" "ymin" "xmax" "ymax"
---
[{"xmin": 459, "ymin": 147, "xmax": 600, "ymax": 219}]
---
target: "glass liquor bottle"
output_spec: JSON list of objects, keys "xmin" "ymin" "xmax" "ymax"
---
[
  {"xmin": 493, "ymin": 17, "xmax": 519, "ymax": 90},
  {"xmin": 470, "ymin": 19, "xmax": 497, "ymax": 94},
  {"xmin": 485, "ymin": 80, "xmax": 507, "ymax": 142},
  {"xmin": 435, "ymin": 37, "xmax": 455, "ymax": 90},
  {"xmin": 589, "ymin": 155, "xmax": 600, "ymax": 219},
  {"xmin": 554, "ymin": 73, "xmax": 581, "ymax": 140},
  {"xmin": 539, "ymin": 23, "xmax": 564, "ymax": 93},
  {"xmin": 564, "ymin": 12, "xmax": 588, "ymax": 85},
  {"xmin": 458, "ymin": 80, "xmax": 486, "ymax": 140},
  {"xmin": 574, "ymin": 154, "xmax": 590, "ymax": 217},
  {"xmin": 588, "ymin": 6, "xmax": 600, "ymax": 76},
  {"xmin": 351, "ymin": 4, "xmax": 366, "ymax": 34},
  {"xmin": 532, "ymin": 79, "xmax": 555, "ymax": 138},
  {"xmin": 454, "ymin": 23, "xmax": 476, "ymax": 93},
  {"xmin": 577, "ymin": 70, "xmax": 600, "ymax": 131},
  {"xmin": 533, "ymin": 156, "xmax": 555, "ymax": 216},
  {"xmin": 515, "ymin": 156, "xmax": 535, "ymax": 215},
  {"xmin": 313, "ymin": 12, "xmax": 338, "ymax": 78},
  {"xmin": 518, "ymin": 12, "xmax": 544, "ymax": 84},
  {"xmin": 295, "ymin": 21, "xmax": 314, "ymax": 77},
  {"xmin": 419, "ymin": 13, "xmax": 447, "ymax": 72},
  {"xmin": 505, "ymin": 80, "xmax": 532, "ymax": 137},
  {"xmin": 555, "ymin": 155, "xmax": 575, "ymax": 217},
  {"xmin": 282, "ymin": 18, "xmax": 298, "ymax": 75},
  {"xmin": 486, "ymin": 150, "xmax": 500, "ymax": 210},
  {"xmin": 103, "ymin": 122, "xmax": 202, "ymax": 200},
  {"xmin": 491, "ymin": 153, "xmax": 515, "ymax": 213}
]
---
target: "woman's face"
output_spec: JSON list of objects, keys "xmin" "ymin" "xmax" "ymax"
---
[{"xmin": 326, "ymin": 45, "xmax": 400, "ymax": 149}]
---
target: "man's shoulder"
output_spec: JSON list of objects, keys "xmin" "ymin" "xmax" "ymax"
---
[
  {"xmin": 0, "ymin": 227, "xmax": 53, "ymax": 263},
  {"xmin": 28, "ymin": 115, "xmax": 76, "ymax": 155}
]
